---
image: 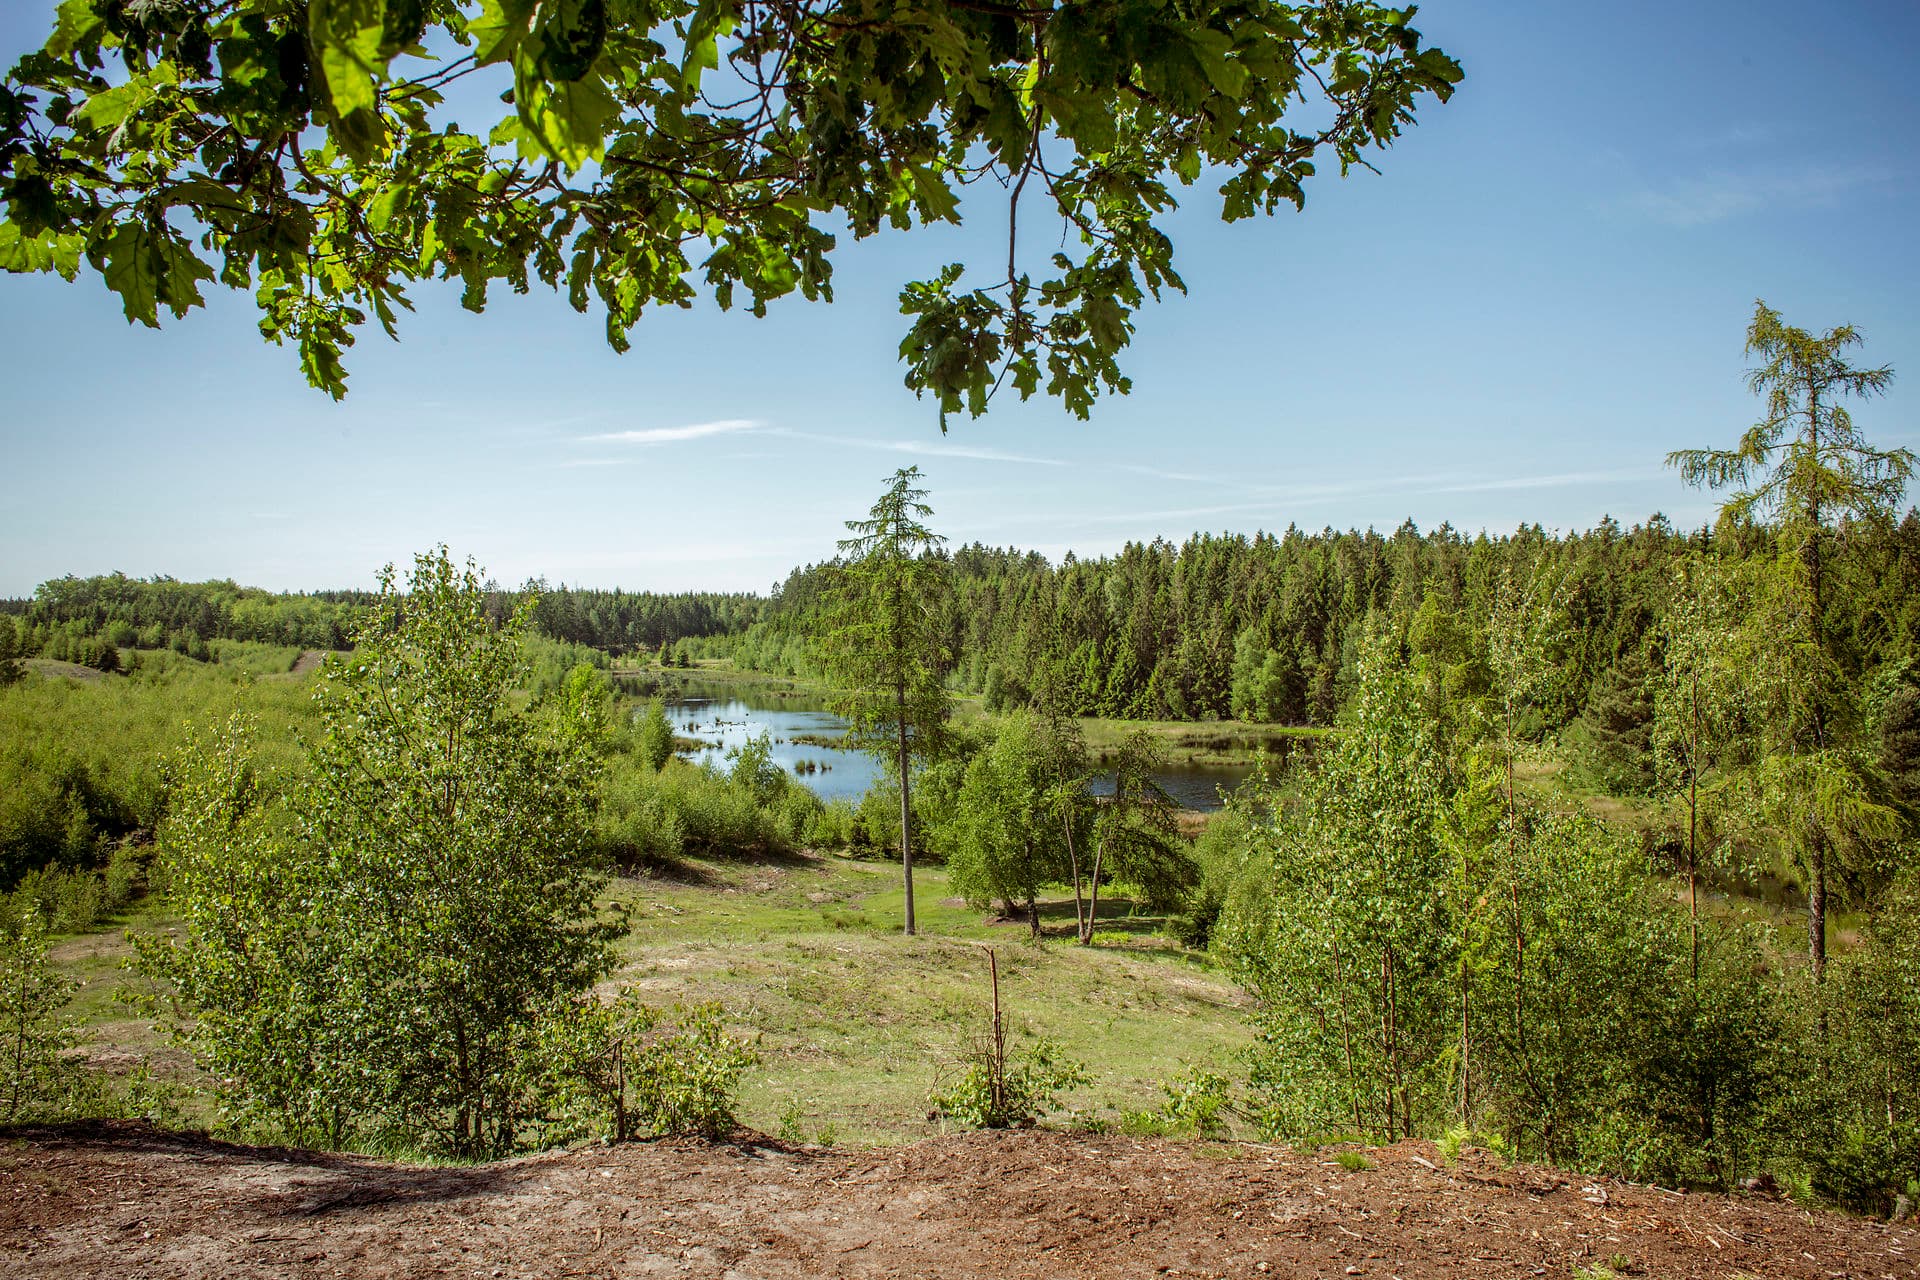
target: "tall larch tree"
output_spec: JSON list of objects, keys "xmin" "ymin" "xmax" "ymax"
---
[
  {"xmin": 1669, "ymin": 300, "xmax": 1914, "ymax": 983},
  {"xmin": 824, "ymin": 468, "xmax": 951, "ymax": 936}
]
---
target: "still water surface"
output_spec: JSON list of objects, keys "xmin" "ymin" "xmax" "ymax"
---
[{"xmin": 656, "ymin": 689, "xmax": 1252, "ymax": 811}]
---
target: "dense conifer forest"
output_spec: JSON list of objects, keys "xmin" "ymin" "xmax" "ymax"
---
[{"xmin": 741, "ymin": 514, "xmax": 1920, "ymax": 743}]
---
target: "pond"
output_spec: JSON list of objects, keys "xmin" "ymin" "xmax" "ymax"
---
[
  {"xmin": 648, "ymin": 686, "xmax": 1260, "ymax": 811},
  {"xmin": 659, "ymin": 692, "xmax": 884, "ymax": 804}
]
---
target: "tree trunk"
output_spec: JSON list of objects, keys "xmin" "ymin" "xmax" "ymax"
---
[
  {"xmin": 1801, "ymin": 380, "xmax": 1827, "ymax": 983},
  {"xmin": 987, "ymin": 948, "xmax": 1006, "ymax": 1121},
  {"xmin": 614, "ymin": 1038, "xmax": 628, "ymax": 1143},
  {"xmin": 1383, "ymin": 942, "xmax": 1402, "ymax": 1143},
  {"xmin": 1333, "ymin": 939, "xmax": 1363, "ymax": 1136},
  {"xmin": 897, "ymin": 683, "xmax": 915, "ymax": 936},
  {"xmin": 453, "ymin": 1014, "xmax": 473, "ymax": 1158},
  {"xmin": 1809, "ymin": 827, "xmax": 1827, "ymax": 984},
  {"xmin": 1506, "ymin": 701, "xmax": 1528, "ymax": 1067},
  {"xmin": 1081, "ymin": 834, "xmax": 1105, "ymax": 945},
  {"xmin": 1459, "ymin": 948, "xmax": 1471, "ymax": 1124},
  {"xmin": 1064, "ymin": 811, "xmax": 1086, "ymax": 938},
  {"xmin": 1688, "ymin": 669, "xmax": 1700, "ymax": 985}
]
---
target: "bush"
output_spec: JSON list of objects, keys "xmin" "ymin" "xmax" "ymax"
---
[
  {"xmin": 636, "ymin": 698, "xmax": 674, "ymax": 772},
  {"xmin": 0, "ymin": 911, "xmax": 91, "ymax": 1123},
  {"xmin": 801, "ymin": 799, "xmax": 857, "ymax": 850},
  {"xmin": 1765, "ymin": 869, "xmax": 1920, "ymax": 1214},
  {"xmin": 595, "ymin": 747, "xmax": 834, "ymax": 864},
  {"xmin": 102, "ymin": 841, "xmax": 143, "ymax": 912},
  {"xmin": 1219, "ymin": 647, "xmax": 1778, "ymax": 1184},
  {"xmin": 931, "ymin": 1037, "xmax": 1088, "ymax": 1130},
  {"xmin": 140, "ymin": 552, "xmax": 611, "ymax": 1159},
  {"xmin": 0, "ymin": 742, "xmax": 119, "ymax": 888},
  {"xmin": 727, "ymin": 732, "xmax": 787, "ymax": 805},
  {"xmin": 1176, "ymin": 791, "xmax": 1264, "ymax": 950},
  {"xmin": 0, "ymin": 646, "xmax": 316, "ymax": 896},
  {"xmin": 1157, "ymin": 1066, "xmax": 1234, "ymax": 1138},
  {"xmin": 531, "ymin": 994, "xmax": 757, "ymax": 1143}
]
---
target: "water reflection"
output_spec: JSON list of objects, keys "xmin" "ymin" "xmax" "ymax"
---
[
  {"xmin": 647, "ymin": 688, "xmax": 1256, "ymax": 811},
  {"xmin": 660, "ymin": 695, "xmax": 882, "ymax": 804}
]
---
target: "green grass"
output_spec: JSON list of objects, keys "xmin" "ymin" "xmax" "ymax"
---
[
  {"xmin": 605, "ymin": 851, "xmax": 1251, "ymax": 1145},
  {"xmin": 44, "ymin": 900, "xmax": 219, "ymax": 1128},
  {"xmin": 609, "ymin": 659, "xmax": 829, "ymax": 702},
  {"xmin": 43, "ymin": 850, "xmax": 1252, "ymax": 1149}
]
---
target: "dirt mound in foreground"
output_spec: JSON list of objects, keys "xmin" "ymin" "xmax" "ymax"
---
[{"xmin": 2, "ymin": 1122, "xmax": 1911, "ymax": 1279}]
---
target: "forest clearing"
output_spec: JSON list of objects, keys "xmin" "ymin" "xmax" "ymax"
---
[{"xmin": 5, "ymin": 0, "xmax": 1919, "ymax": 1273}]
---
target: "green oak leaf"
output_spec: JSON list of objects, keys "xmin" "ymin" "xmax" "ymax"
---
[
  {"xmin": 309, "ymin": 0, "xmax": 388, "ymax": 118},
  {"xmin": 513, "ymin": 65, "xmax": 617, "ymax": 170},
  {"xmin": 0, "ymin": 221, "xmax": 83, "ymax": 279}
]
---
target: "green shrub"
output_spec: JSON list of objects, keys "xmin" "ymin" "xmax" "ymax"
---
[
  {"xmin": 102, "ymin": 841, "xmax": 143, "ymax": 912},
  {"xmin": 1176, "ymin": 790, "xmax": 1264, "ymax": 950},
  {"xmin": 1117, "ymin": 1109, "xmax": 1171, "ymax": 1137},
  {"xmin": 636, "ymin": 698, "xmax": 674, "ymax": 772},
  {"xmin": 0, "ymin": 647, "xmax": 316, "ymax": 895},
  {"xmin": 775, "ymin": 1095, "xmax": 838, "ymax": 1147},
  {"xmin": 1437, "ymin": 1123, "xmax": 1513, "ymax": 1164},
  {"xmin": 595, "ymin": 750, "xmax": 834, "ymax": 863},
  {"xmin": 727, "ymin": 732, "xmax": 785, "ymax": 804},
  {"xmin": 1157, "ymin": 1066, "xmax": 1234, "ymax": 1138},
  {"xmin": 1219, "ymin": 648, "xmax": 1778, "ymax": 1184},
  {"xmin": 931, "ymin": 1037, "xmax": 1088, "ymax": 1130},
  {"xmin": 0, "ymin": 863, "xmax": 122, "ymax": 934},
  {"xmin": 531, "ymin": 994, "xmax": 757, "ymax": 1143},
  {"xmin": 0, "ymin": 911, "xmax": 93, "ymax": 1123},
  {"xmin": 140, "ymin": 553, "xmax": 610, "ymax": 1159},
  {"xmin": 627, "ymin": 1003, "xmax": 758, "ymax": 1137}
]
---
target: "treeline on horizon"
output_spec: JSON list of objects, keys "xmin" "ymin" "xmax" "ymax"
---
[
  {"xmin": 739, "ymin": 511, "xmax": 1920, "ymax": 737},
  {"xmin": 11, "ymin": 510, "xmax": 1920, "ymax": 784},
  {"xmin": 0, "ymin": 572, "xmax": 766, "ymax": 666}
]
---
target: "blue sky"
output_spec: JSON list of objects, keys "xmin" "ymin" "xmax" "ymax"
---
[{"xmin": 3, "ymin": 1, "xmax": 1916, "ymax": 595}]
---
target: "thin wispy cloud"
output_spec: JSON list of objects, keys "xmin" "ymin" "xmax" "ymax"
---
[
  {"xmin": 583, "ymin": 418, "xmax": 764, "ymax": 445},
  {"xmin": 1110, "ymin": 462, "xmax": 1231, "ymax": 485},
  {"xmin": 571, "ymin": 419, "xmax": 1070, "ymax": 469},
  {"xmin": 993, "ymin": 468, "xmax": 1654, "ymax": 536},
  {"xmin": 778, "ymin": 429, "xmax": 1069, "ymax": 468},
  {"xmin": 1669, "ymin": 125, "xmax": 1772, "ymax": 153},
  {"xmin": 1418, "ymin": 468, "xmax": 1652, "ymax": 495},
  {"xmin": 1620, "ymin": 164, "xmax": 1894, "ymax": 227}
]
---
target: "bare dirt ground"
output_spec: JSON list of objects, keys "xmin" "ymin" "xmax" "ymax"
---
[
  {"xmin": 289, "ymin": 649, "xmax": 328, "ymax": 676},
  {"xmin": 3, "ymin": 1123, "xmax": 1912, "ymax": 1280}
]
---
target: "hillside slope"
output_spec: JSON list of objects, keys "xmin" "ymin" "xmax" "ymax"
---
[{"xmin": 4, "ymin": 1122, "xmax": 1910, "ymax": 1279}]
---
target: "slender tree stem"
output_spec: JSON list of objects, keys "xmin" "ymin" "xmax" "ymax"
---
[{"xmin": 898, "ymin": 682, "xmax": 915, "ymax": 937}]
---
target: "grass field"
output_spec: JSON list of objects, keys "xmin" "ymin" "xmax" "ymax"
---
[{"xmin": 48, "ymin": 851, "xmax": 1253, "ymax": 1148}]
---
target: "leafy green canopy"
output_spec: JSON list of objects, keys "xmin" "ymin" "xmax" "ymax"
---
[
  {"xmin": 946, "ymin": 709, "xmax": 1074, "ymax": 927},
  {"xmin": 0, "ymin": 0, "xmax": 1459, "ymax": 415},
  {"xmin": 142, "ymin": 549, "xmax": 612, "ymax": 1157}
]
